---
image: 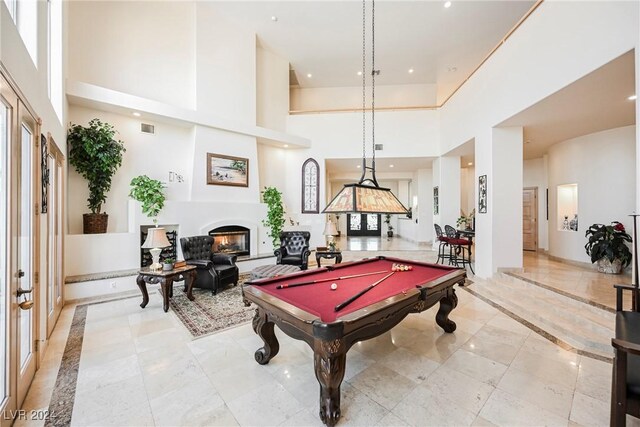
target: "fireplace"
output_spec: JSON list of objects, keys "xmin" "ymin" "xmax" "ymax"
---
[{"xmin": 209, "ymin": 225, "xmax": 250, "ymax": 257}]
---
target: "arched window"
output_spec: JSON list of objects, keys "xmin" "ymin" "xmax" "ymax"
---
[{"xmin": 302, "ymin": 158, "xmax": 319, "ymax": 213}]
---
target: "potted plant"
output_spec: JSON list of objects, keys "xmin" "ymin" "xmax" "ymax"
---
[
  {"xmin": 129, "ymin": 175, "xmax": 166, "ymax": 224},
  {"xmin": 584, "ymin": 221, "xmax": 632, "ymax": 274},
  {"xmin": 456, "ymin": 209, "xmax": 475, "ymax": 230},
  {"xmin": 162, "ymin": 257, "xmax": 175, "ymax": 271},
  {"xmin": 262, "ymin": 186, "xmax": 285, "ymax": 249},
  {"xmin": 68, "ymin": 118, "xmax": 126, "ymax": 233},
  {"xmin": 384, "ymin": 214, "xmax": 394, "ymax": 238}
]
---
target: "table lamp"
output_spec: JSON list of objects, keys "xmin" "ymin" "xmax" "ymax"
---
[
  {"xmin": 142, "ymin": 227, "xmax": 171, "ymax": 271},
  {"xmin": 323, "ymin": 220, "xmax": 338, "ymax": 250}
]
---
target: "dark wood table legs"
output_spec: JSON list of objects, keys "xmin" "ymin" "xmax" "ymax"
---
[{"xmin": 136, "ymin": 267, "xmax": 197, "ymax": 313}]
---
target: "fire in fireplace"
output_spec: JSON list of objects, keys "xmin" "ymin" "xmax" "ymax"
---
[{"xmin": 209, "ymin": 225, "xmax": 250, "ymax": 257}]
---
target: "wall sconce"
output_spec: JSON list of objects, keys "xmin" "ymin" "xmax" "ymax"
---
[{"xmin": 169, "ymin": 171, "xmax": 184, "ymax": 183}]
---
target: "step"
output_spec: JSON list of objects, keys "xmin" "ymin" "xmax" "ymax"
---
[{"xmin": 467, "ymin": 274, "xmax": 614, "ymax": 360}]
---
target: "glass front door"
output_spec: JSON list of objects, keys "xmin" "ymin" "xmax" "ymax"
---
[
  {"xmin": 46, "ymin": 139, "xmax": 64, "ymax": 337},
  {"xmin": 0, "ymin": 86, "xmax": 10, "ymax": 420},
  {"xmin": 347, "ymin": 214, "xmax": 381, "ymax": 237}
]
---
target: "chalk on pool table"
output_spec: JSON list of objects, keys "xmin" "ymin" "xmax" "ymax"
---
[{"xmin": 330, "ymin": 283, "xmax": 338, "ymax": 290}]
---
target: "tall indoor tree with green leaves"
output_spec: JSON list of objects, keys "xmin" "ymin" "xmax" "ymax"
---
[
  {"xmin": 68, "ymin": 118, "xmax": 126, "ymax": 234},
  {"xmin": 262, "ymin": 186, "xmax": 285, "ymax": 249},
  {"xmin": 129, "ymin": 175, "xmax": 166, "ymax": 225}
]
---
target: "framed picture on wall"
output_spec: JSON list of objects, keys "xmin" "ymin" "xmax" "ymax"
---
[
  {"xmin": 478, "ymin": 175, "xmax": 487, "ymax": 213},
  {"xmin": 206, "ymin": 153, "xmax": 249, "ymax": 187},
  {"xmin": 433, "ymin": 186, "xmax": 439, "ymax": 215}
]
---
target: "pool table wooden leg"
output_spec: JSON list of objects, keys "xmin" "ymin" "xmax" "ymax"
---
[
  {"xmin": 252, "ymin": 308, "xmax": 280, "ymax": 364},
  {"xmin": 436, "ymin": 288, "xmax": 458, "ymax": 333},
  {"xmin": 314, "ymin": 339, "xmax": 347, "ymax": 427}
]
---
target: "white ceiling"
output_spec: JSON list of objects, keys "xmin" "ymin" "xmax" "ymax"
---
[
  {"xmin": 208, "ymin": 0, "xmax": 535, "ymax": 94},
  {"xmin": 500, "ymin": 50, "xmax": 636, "ymax": 160},
  {"xmin": 325, "ymin": 156, "xmax": 434, "ymax": 174}
]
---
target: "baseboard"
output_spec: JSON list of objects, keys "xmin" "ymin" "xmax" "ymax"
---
[{"xmin": 546, "ymin": 254, "xmax": 598, "ymax": 271}]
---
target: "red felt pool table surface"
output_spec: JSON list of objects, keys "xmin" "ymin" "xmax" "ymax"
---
[{"xmin": 251, "ymin": 257, "xmax": 458, "ymax": 323}]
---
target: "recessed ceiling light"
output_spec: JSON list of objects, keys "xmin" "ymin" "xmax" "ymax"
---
[
  {"xmin": 283, "ymin": 144, "xmax": 289, "ymax": 148},
  {"xmin": 271, "ymin": 16, "xmax": 278, "ymax": 22},
  {"xmin": 408, "ymin": 68, "xmax": 414, "ymax": 74},
  {"xmin": 133, "ymin": 112, "xmax": 141, "ymax": 117},
  {"xmin": 444, "ymin": 1, "xmax": 452, "ymax": 8},
  {"xmin": 356, "ymin": 165, "xmax": 361, "ymax": 168},
  {"xmin": 389, "ymin": 164, "xmax": 395, "ymax": 168},
  {"xmin": 307, "ymin": 73, "xmax": 312, "ymax": 78},
  {"xmin": 467, "ymin": 162, "xmax": 473, "ymax": 166},
  {"xmin": 447, "ymin": 66, "xmax": 457, "ymax": 72},
  {"xmin": 357, "ymin": 71, "xmax": 363, "ymax": 76},
  {"xmin": 629, "ymin": 95, "xmax": 637, "ymax": 101}
]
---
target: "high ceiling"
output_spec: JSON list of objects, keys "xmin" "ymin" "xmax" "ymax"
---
[
  {"xmin": 326, "ymin": 157, "xmax": 434, "ymax": 174},
  {"xmin": 208, "ymin": 0, "xmax": 535, "ymax": 95},
  {"xmin": 500, "ymin": 50, "xmax": 636, "ymax": 160}
]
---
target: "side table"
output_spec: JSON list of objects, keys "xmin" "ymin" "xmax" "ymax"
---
[
  {"xmin": 315, "ymin": 250, "xmax": 342, "ymax": 268},
  {"xmin": 136, "ymin": 265, "xmax": 197, "ymax": 313}
]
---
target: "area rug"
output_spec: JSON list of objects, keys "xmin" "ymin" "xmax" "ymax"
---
[{"xmin": 162, "ymin": 273, "xmax": 255, "ymax": 338}]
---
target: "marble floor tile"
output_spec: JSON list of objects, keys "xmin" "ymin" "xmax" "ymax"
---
[
  {"xmin": 335, "ymin": 383, "xmax": 389, "ymax": 426},
  {"xmin": 227, "ymin": 382, "xmax": 305, "ymax": 426},
  {"xmin": 420, "ymin": 366, "xmax": 495, "ymax": 414},
  {"xmin": 510, "ymin": 346, "xmax": 580, "ymax": 390},
  {"xmin": 442, "ymin": 349, "xmax": 508, "ymax": 387},
  {"xmin": 348, "ymin": 364, "xmax": 418, "ymax": 410},
  {"xmin": 575, "ymin": 356, "xmax": 612, "ymax": 403},
  {"xmin": 379, "ymin": 347, "xmax": 440, "ymax": 384},
  {"xmin": 392, "ymin": 385, "xmax": 477, "ymax": 426},
  {"xmin": 569, "ymin": 392, "xmax": 610, "ymax": 427},
  {"xmin": 497, "ymin": 367, "xmax": 575, "ymax": 419},
  {"xmin": 75, "ymin": 353, "xmax": 142, "ymax": 393},
  {"xmin": 479, "ymin": 389, "xmax": 569, "ymax": 427}
]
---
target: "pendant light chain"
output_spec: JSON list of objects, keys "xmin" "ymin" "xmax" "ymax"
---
[
  {"xmin": 362, "ymin": 0, "xmax": 366, "ymax": 164},
  {"xmin": 371, "ymin": 0, "xmax": 376, "ymax": 166}
]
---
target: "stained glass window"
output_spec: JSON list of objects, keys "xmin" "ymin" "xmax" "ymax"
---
[{"xmin": 302, "ymin": 158, "xmax": 319, "ymax": 213}]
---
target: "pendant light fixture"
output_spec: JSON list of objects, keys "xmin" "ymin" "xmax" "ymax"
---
[{"xmin": 323, "ymin": 0, "xmax": 409, "ymax": 214}]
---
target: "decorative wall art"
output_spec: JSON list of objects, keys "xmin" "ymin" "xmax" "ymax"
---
[
  {"xmin": 433, "ymin": 186, "xmax": 439, "ymax": 215},
  {"xmin": 478, "ymin": 175, "xmax": 487, "ymax": 213},
  {"xmin": 206, "ymin": 153, "xmax": 249, "ymax": 187},
  {"xmin": 41, "ymin": 134, "xmax": 49, "ymax": 213}
]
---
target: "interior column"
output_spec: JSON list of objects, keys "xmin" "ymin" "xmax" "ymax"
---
[
  {"xmin": 432, "ymin": 156, "xmax": 461, "ymax": 239},
  {"xmin": 474, "ymin": 127, "xmax": 524, "ymax": 277}
]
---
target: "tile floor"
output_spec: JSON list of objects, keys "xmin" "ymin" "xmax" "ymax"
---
[{"xmin": 14, "ymin": 242, "xmax": 640, "ymax": 426}]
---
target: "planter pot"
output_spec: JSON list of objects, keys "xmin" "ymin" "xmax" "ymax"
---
[
  {"xmin": 83, "ymin": 213, "xmax": 108, "ymax": 234},
  {"xmin": 162, "ymin": 263, "xmax": 174, "ymax": 272},
  {"xmin": 596, "ymin": 258, "xmax": 623, "ymax": 274}
]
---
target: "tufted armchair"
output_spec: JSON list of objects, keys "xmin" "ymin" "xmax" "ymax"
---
[
  {"xmin": 180, "ymin": 236, "xmax": 239, "ymax": 295},
  {"xmin": 275, "ymin": 231, "xmax": 311, "ymax": 270}
]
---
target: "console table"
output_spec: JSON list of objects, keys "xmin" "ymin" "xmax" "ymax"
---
[{"xmin": 136, "ymin": 265, "xmax": 197, "ymax": 313}]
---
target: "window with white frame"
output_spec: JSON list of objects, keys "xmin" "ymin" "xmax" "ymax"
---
[
  {"xmin": 48, "ymin": 0, "xmax": 62, "ymax": 121},
  {"xmin": 3, "ymin": 0, "xmax": 16, "ymax": 20}
]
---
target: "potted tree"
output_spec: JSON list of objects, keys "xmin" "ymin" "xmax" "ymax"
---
[
  {"xmin": 584, "ymin": 221, "xmax": 632, "ymax": 274},
  {"xmin": 129, "ymin": 175, "xmax": 166, "ymax": 224},
  {"xmin": 68, "ymin": 119, "xmax": 126, "ymax": 233},
  {"xmin": 262, "ymin": 186, "xmax": 285, "ymax": 249}
]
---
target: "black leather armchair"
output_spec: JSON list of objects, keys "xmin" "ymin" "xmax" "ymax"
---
[
  {"xmin": 275, "ymin": 231, "xmax": 311, "ymax": 270},
  {"xmin": 180, "ymin": 236, "xmax": 239, "ymax": 295}
]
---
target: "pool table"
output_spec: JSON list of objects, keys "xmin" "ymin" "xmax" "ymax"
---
[{"xmin": 242, "ymin": 256, "xmax": 465, "ymax": 426}]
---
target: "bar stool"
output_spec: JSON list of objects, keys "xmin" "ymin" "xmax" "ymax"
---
[
  {"xmin": 434, "ymin": 224, "xmax": 451, "ymax": 264},
  {"xmin": 444, "ymin": 225, "xmax": 474, "ymax": 274}
]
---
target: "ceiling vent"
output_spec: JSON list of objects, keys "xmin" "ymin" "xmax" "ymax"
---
[
  {"xmin": 375, "ymin": 144, "xmax": 383, "ymax": 151},
  {"xmin": 140, "ymin": 123, "xmax": 155, "ymax": 135}
]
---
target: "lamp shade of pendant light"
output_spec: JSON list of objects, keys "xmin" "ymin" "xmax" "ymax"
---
[{"xmin": 322, "ymin": 0, "xmax": 409, "ymax": 215}]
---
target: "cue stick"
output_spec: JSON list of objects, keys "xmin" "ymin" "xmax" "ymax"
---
[
  {"xmin": 276, "ymin": 270, "xmax": 388, "ymax": 289},
  {"xmin": 334, "ymin": 272, "xmax": 395, "ymax": 312}
]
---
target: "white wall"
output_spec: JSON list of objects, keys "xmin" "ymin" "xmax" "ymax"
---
[
  {"xmin": 290, "ymin": 83, "xmax": 437, "ymax": 111},
  {"xmin": 548, "ymin": 126, "xmax": 636, "ymax": 264},
  {"xmin": 460, "ymin": 166, "xmax": 475, "ymax": 216},
  {"xmin": 257, "ymin": 48, "xmax": 289, "ymax": 131},
  {"xmin": 67, "ymin": 1, "xmax": 196, "ymax": 109},
  {"xmin": 523, "ymin": 157, "xmax": 549, "ymax": 250},
  {"xmin": 67, "ymin": 106, "xmax": 194, "ymax": 234},
  {"xmin": 195, "ymin": 4, "xmax": 256, "ymax": 124}
]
